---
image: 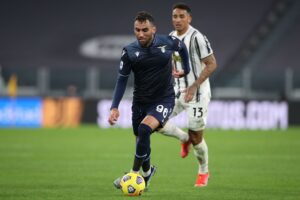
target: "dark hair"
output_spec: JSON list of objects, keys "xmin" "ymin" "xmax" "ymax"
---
[
  {"xmin": 135, "ymin": 11, "xmax": 155, "ymax": 24},
  {"xmin": 172, "ymin": 3, "xmax": 192, "ymax": 14}
]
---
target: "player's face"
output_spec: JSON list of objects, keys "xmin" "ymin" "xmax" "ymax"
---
[
  {"xmin": 134, "ymin": 20, "xmax": 156, "ymax": 47},
  {"xmin": 172, "ymin": 8, "xmax": 191, "ymax": 35}
]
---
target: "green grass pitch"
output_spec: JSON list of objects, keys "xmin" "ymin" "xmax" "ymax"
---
[{"xmin": 0, "ymin": 126, "xmax": 300, "ymax": 200}]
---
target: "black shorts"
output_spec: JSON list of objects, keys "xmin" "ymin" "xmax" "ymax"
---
[{"xmin": 131, "ymin": 98, "xmax": 175, "ymax": 136}]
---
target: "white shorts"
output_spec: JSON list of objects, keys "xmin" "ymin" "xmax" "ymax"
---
[{"xmin": 170, "ymin": 93, "xmax": 211, "ymax": 131}]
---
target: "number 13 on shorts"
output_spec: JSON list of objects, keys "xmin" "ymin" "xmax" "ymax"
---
[{"xmin": 193, "ymin": 107, "xmax": 203, "ymax": 118}]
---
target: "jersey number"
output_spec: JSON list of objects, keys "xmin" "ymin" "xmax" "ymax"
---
[
  {"xmin": 193, "ymin": 107, "xmax": 203, "ymax": 118},
  {"xmin": 156, "ymin": 105, "xmax": 168, "ymax": 118}
]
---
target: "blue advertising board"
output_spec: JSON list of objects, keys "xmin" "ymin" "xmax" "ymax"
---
[{"xmin": 0, "ymin": 97, "xmax": 42, "ymax": 128}]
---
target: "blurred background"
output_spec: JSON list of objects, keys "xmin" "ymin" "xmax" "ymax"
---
[{"xmin": 0, "ymin": 0, "xmax": 299, "ymax": 128}]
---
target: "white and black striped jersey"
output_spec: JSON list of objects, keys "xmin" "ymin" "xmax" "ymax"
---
[{"xmin": 171, "ymin": 25, "xmax": 213, "ymax": 102}]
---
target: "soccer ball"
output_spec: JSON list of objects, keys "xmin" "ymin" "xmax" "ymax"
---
[{"xmin": 120, "ymin": 172, "xmax": 145, "ymax": 196}]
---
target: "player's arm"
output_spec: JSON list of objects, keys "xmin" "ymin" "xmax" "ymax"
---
[
  {"xmin": 108, "ymin": 49, "xmax": 131, "ymax": 125},
  {"xmin": 184, "ymin": 54, "xmax": 217, "ymax": 102},
  {"xmin": 192, "ymin": 54, "xmax": 217, "ymax": 88},
  {"xmin": 184, "ymin": 34, "xmax": 217, "ymax": 102},
  {"xmin": 171, "ymin": 37, "xmax": 190, "ymax": 78},
  {"xmin": 193, "ymin": 34, "xmax": 217, "ymax": 87},
  {"xmin": 177, "ymin": 40, "xmax": 190, "ymax": 75}
]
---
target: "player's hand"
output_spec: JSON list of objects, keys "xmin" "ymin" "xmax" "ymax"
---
[
  {"xmin": 172, "ymin": 68, "xmax": 185, "ymax": 78},
  {"xmin": 108, "ymin": 108, "xmax": 120, "ymax": 125},
  {"xmin": 181, "ymin": 84, "xmax": 197, "ymax": 103}
]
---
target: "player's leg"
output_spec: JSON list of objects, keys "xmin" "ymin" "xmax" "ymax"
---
[
  {"xmin": 141, "ymin": 148, "xmax": 151, "ymax": 176},
  {"xmin": 113, "ymin": 103, "xmax": 144, "ymax": 189},
  {"xmin": 159, "ymin": 121, "xmax": 189, "ymax": 142},
  {"xmin": 137, "ymin": 115, "xmax": 160, "ymax": 188},
  {"xmin": 189, "ymin": 130, "xmax": 208, "ymax": 174},
  {"xmin": 186, "ymin": 95, "xmax": 210, "ymax": 187},
  {"xmin": 161, "ymin": 120, "xmax": 191, "ymax": 158},
  {"xmin": 189, "ymin": 130, "xmax": 209, "ymax": 187},
  {"xmin": 158, "ymin": 100, "xmax": 189, "ymax": 143},
  {"xmin": 158, "ymin": 98, "xmax": 190, "ymax": 158},
  {"xmin": 140, "ymin": 147, "xmax": 156, "ymax": 190},
  {"xmin": 141, "ymin": 154, "xmax": 157, "ymax": 190},
  {"xmin": 132, "ymin": 120, "xmax": 154, "ymax": 172},
  {"xmin": 113, "ymin": 108, "xmax": 157, "ymax": 189},
  {"xmin": 140, "ymin": 100, "xmax": 174, "ymax": 188}
]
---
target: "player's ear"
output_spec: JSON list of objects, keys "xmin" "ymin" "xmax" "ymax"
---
[
  {"xmin": 188, "ymin": 15, "xmax": 192, "ymax": 23},
  {"xmin": 152, "ymin": 26, "xmax": 157, "ymax": 33}
]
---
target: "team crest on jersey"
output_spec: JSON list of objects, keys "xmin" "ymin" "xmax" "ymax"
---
[
  {"xmin": 135, "ymin": 51, "xmax": 140, "ymax": 57},
  {"xmin": 157, "ymin": 45, "xmax": 167, "ymax": 53}
]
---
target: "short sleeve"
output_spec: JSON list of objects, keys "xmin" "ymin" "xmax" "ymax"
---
[{"xmin": 195, "ymin": 33, "xmax": 213, "ymax": 59}]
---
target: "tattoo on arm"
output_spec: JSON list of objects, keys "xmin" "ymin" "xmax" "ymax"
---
[{"xmin": 193, "ymin": 54, "xmax": 217, "ymax": 87}]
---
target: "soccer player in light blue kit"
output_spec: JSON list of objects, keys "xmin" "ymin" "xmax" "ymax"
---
[{"xmin": 108, "ymin": 11, "xmax": 190, "ymax": 190}]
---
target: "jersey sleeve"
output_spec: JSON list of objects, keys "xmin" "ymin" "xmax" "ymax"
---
[
  {"xmin": 194, "ymin": 33, "xmax": 213, "ymax": 59},
  {"xmin": 110, "ymin": 48, "xmax": 131, "ymax": 109},
  {"xmin": 169, "ymin": 36, "xmax": 183, "ymax": 51},
  {"xmin": 169, "ymin": 36, "xmax": 190, "ymax": 75},
  {"xmin": 119, "ymin": 48, "xmax": 132, "ymax": 76}
]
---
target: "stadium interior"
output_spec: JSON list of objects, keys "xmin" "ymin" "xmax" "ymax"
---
[
  {"xmin": 0, "ymin": 0, "xmax": 299, "ymax": 126},
  {"xmin": 1, "ymin": 0, "xmax": 299, "ymax": 98},
  {"xmin": 1, "ymin": 1, "xmax": 300, "ymax": 199}
]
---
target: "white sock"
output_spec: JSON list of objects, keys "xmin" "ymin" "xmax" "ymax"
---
[
  {"xmin": 193, "ymin": 139, "xmax": 209, "ymax": 174},
  {"xmin": 141, "ymin": 168, "xmax": 151, "ymax": 177},
  {"xmin": 159, "ymin": 121, "xmax": 189, "ymax": 143}
]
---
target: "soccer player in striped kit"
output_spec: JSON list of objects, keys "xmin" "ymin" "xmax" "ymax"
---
[{"xmin": 159, "ymin": 3, "xmax": 217, "ymax": 187}]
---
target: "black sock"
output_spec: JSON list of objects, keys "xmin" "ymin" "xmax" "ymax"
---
[
  {"xmin": 142, "ymin": 148, "xmax": 151, "ymax": 173},
  {"xmin": 132, "ymin": 124, "xmax": 152, "ymax": 171},
  {"xmin": 132, "ymin": 156, "xmax": 144, "ymax": 172}
]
